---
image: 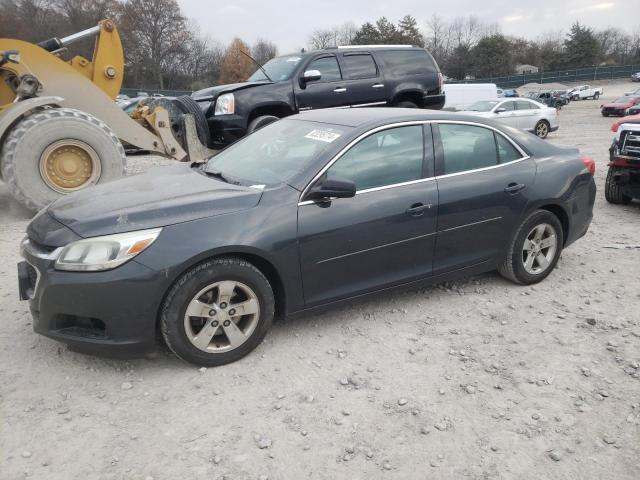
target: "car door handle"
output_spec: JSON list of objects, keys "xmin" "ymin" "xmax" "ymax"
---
[
  {"xmin": 406, "ymin": 203, "xmax": 432, "ymax": 216},
  {"xmin": 504, "ymin": 183, "xmax": 526, "ymax": 194},
  {"xmin": 372, "ymin": 83, "xmax": 385, "ymax": 88},
  {"xmin": 333, "ymin": 87, "xmax": 347, "ymax": 93}
]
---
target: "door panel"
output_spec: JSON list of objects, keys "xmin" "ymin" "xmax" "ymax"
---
[
  {"xmin": 298, "ymin": 181, "xmax": 438, "ymax": 305},
  {"xmin": 296, "ymin": 55, "xmax": 349, "ymax": 110},
  {"xmin": 338, "ymin": 53, "xmax": 387, "ymax": 106},
  {"xmin": 433, "ymin": 122, "xmax": 536, "ymax": 273},
  {"xmin": 514, "ymin": 100, "xmax": 540, "ymax": 130},
  {"xmin": 493, "ymin": 101, "xmax": 519, "ymax": 128}
]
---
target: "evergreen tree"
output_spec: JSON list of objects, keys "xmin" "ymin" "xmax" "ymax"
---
[
  {"xmin": 398, "ymin": 15, "xmax": 423, "ymax": 46},
  {"xmin": 564, "ymin": 22, "xmax": 600, "ymax": 67}
]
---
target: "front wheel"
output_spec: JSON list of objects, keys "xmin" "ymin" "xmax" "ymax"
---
[
  {"xmin": 534, "ymin": 120, "xmax": 550, "ymax": 138},
  {"xmin": 161, "ymin": 257, "xmax": 275, "ymax": 367},
  {"xmin": 605, "ymin": 167, "xmax": 632, "ymax": 204},
  {"xmin": 247, "ymin": 115, "xmax": 279, "ymax": 134},
  {"xmin": 498, "ymin": 210, "xmax": 564, "ymax": 285}
]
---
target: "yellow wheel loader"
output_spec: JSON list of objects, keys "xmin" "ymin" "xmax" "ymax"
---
[{"xmin": 0, "ymin": 20, "xmax": 214, "ymax": 212}]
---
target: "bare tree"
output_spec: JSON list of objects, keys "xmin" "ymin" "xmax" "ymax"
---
[
  {"xmin": 118, "ymin": 0, "xmax": 191, "ymax": 89},
  {"xmin": 252, "ymin": 38, "xmax": 277, "ymax": 65},
  {"xmin": 308, "ymin": 29, "xmax": 335, "ymax": 49}
]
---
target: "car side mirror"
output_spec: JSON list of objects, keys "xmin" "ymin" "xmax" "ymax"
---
[
  {"xmin": 301, "ymin": 69, "xmax": 322, "ymax": 84},
  {"xmin": 494, "ymin": 108, "xmax": 507, "ymax": 114},
  {"xmin": 305, "ymin": 177, "xmax": 356, "ymax": 201}
]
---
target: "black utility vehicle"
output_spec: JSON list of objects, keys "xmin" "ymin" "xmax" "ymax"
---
[{"xmin": 192, "ymin": 46, "xmax": 445, "ymax": 147}]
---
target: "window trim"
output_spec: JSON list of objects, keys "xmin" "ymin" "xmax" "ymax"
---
[{"xmin": 298, "ymin": 120, "xmax": 529, "ymax": 206}]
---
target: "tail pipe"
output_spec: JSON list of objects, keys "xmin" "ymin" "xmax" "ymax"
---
[{"xmin": 37, "ymin": 25, "xmax": 101, "ymax": 53}]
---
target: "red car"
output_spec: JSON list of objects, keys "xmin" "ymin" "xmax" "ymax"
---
[
  {"xmin": 601, "ymin": 95, "xmax": 640, "ymax": 116},
  {"xmin": 611, "ymin": 113, "xmax": 640, "ymax": 132}
]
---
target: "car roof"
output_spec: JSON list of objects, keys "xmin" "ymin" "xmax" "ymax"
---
[{"xmin": 291, "ymin": 107, "xmax": 467, "ymax": 128}]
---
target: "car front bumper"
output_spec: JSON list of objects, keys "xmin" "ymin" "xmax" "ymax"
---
[{"xmin": 18, "ymin": 238, "xmax": 168, "ymax": 356}]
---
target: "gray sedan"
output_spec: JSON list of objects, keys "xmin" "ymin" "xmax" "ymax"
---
[
  {"xmin": 460, "ymin": 98, "xmax": 559, "ymax": 138},
  {"xmin": 19, "ymin": 109, "xmax": 595, "ymax": 366}
]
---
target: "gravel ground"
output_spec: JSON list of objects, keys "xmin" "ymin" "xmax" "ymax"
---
[{"xmin": 1, "ymin": 80, "xmax": 639, "ymax": 480}]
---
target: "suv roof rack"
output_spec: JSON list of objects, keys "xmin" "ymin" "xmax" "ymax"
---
[{"xmin": 336, "ymin": 45, "xmax": 415, "ymax": 49}]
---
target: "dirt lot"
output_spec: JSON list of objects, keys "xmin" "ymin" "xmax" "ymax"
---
[{"xmin": 1, "ymin": 80, "xmax": 639, "ymax": 480}]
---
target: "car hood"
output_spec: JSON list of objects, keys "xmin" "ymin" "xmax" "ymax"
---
[
  {"xmin": 192, "ymin": 81, "xmax": 272, "ymax": 100},
  {"xmin": 46, "ymin": 164, "xmax": 263, "ymax": 239}
]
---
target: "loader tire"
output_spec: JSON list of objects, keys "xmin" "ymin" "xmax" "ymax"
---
[
  {"xmin": 0, "ymin": 107, "xmax": 126, "ymax": 213},
  {"xmin": 173, "ymin": 96, "xmax": 211, "ymax": 147}
]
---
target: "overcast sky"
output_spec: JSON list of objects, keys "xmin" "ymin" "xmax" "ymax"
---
[{"xmin": 179, "ymin": 1, "xmax": 638, "ymax": 52}]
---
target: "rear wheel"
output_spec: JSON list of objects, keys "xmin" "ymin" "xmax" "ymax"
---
[
  {"xmin": 394, "ymin": 100, "xmax": 419, "ymax": 108},
  {"xmin": 534, "ymin": 120, "xmax": 550, "ymax": 138},
  {"xmin": 161, "ymin": 257, "xmax": 275, "ymax": 367},
  {"xmin": 594, "ymin": 92, "xmax": 600, "ymax": 100},
  {"xmin": 498, "ymin": 210, "xmax": 564, "ymax": 285},
  {"xmin": 605, "ymin": 166, "xmax": 632, "ymax": 204},
  {"xmin": 0, "ymin": 108, "xmax": 125, "ymax": 212}
]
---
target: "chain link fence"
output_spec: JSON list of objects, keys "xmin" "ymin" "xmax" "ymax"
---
[{"xmin": 465, "ymin": 64, "xmax": 640, "ymax": 89}]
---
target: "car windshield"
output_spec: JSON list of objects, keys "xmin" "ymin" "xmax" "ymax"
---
[
  {"xmin": 247, "ymin": 55, "xmax": 304, "ymax": 82},
  {"xmin": 204, "ymin": 119, "xmax": 351, "ymax": 185},
  {"xmin": 466, "ymin": 100, "xmax": 500, "ymax": 112}
]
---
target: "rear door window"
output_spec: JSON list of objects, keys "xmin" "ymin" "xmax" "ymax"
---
[
  {"xmin": 437, "ymin": 123, "xmax": 498, "ymax": 174},
  {"xmin": 515, "ymin": 100, "xmax": 539, "ymax": 110},
  {"xmin": 342, "ymin": 54, "xmax": 378, "ymax": 79},
  {"xmin": 306, "ymin": 56, "xmax": 342, "ymax": 82},
  {"xmin": 495, "ymin": 133, "xmax": 523, "ymax": 163}
]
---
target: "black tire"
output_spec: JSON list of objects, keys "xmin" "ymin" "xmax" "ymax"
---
[
  {"xmin": 593, "ymin": 92, "xmax": 600, "ymax": 100},
  {"xmin": 172, "ymin": 96, "xmax": 211, "ymax": 147},
  {"xmin": 605, "ymin": 166, "xmax": 632, "ymax": 204},
  {"xmin": 534, "ymin": 120, "xmax": 550, "ymax": 139},
  {"xmin": 161, "ymin": 257, "xmax": 275, "ymax": 367},
  {"xmin": 247, "ymin": 115, "xmax": 279, "ymax": 134},
  {"xmin": 498, "ymin": 209, "xmax": 564, "ymax": 285},
  {"xmin": 602, "ymin": 112, "xmax": 609, "ymax": 117},
  {"xmin": 394, "ymin": 100, "xmax": 419, "ymax": 108},
  {"xmin": 0, "ymin": 107, "xmax": 126, "ymax": 213}
]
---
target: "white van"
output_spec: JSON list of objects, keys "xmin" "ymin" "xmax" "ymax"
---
[{"xmin": 443, "ymin": 83, "xmax": 499, "ymax": 110}]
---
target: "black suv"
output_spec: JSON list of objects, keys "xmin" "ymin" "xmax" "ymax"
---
[{"xmin": 192, "ymin": 46, "xmax": 445, "ymax": 148}]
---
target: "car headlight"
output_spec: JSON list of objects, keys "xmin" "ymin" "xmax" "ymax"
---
[
  {"xmin": 214, "ymin": 93, "xmax": 235, "ymax": 115},
  {"xmin": 55, "ymin": 228, "xmax": 162, "ymax": 272}
]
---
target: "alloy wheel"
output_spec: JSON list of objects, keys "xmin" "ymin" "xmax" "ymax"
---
[
  {"xmin": 184, "ymin": 280, "xmax": 260, "ymax": 353},
  {"xmin": 535, "ymin": 122, "xmax": 549, "ymax": 138},
  {"xmin": 522, "ymin": 223, "xmax": 557, "ymax": 275}
]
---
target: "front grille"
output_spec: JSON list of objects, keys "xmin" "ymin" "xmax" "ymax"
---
[{"xmin": 620, "ymin": 129, "xmax": 640, "ymax": 159}]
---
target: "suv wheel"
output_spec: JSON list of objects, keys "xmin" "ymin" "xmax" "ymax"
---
[
  {"xmin": 498, "ymin": 210, "xmax": 564, "ymax": 285},
  {"xmin": 247, "ymin": 115, "xmax": 279, "ymax": 134},
  {"xmin": 605, "ymin": 166, "xmax": 632, "ymax": 204},
  {"xmin": 161, "ymin": 257, "xmax": 275, "ymax": 366},
  {"xmin": 394, "ymin": 100, "xmax": 419, "ymax": 109}
]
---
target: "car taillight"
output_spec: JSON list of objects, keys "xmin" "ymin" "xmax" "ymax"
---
[{"xmin": 582, "ymin": 156, "xmax": 595, "ymax": 176}]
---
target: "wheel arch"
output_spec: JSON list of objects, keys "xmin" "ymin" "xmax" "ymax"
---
[
  {"xmin": 247, "ymin": 103, "xmax": 294, "ymax": 124},
  {"xmin": 155, "ymin": 247, "xmax": 287, "ymax": 334},
  {"xmin": 535, "ymin": 203, "xmax": 570, "ymax": 246},
  {"xmin": 391, "ymin": 89, "xmax": 424, "ymax": 107}
]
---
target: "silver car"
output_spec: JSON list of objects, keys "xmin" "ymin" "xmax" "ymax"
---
[{"xmin": 459, "ymin": 98, "xmax": 559, "ymax": 139}]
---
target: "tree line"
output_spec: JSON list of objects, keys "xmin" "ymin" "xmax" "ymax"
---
[
  {"xmin": 0, "ymin": 0, "xmax": 277, "ymax": 90},
  {"xmin": 313, "ymin": 15, "xmax": 640, "ymax": 79},
  {"xmin": 2, "ymin": 1, "xmax": 639, "ymax": 91}
]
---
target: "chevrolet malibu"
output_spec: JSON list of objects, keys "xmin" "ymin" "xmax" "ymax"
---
[{"xmin": 18, "ymin": 109, "xmax": 596, "ymax": 366}]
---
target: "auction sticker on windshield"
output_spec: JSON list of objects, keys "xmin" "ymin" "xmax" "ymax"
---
[{"xmin": 304, "ymin": 129, "xmax": 342, "ymax": 143}]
